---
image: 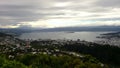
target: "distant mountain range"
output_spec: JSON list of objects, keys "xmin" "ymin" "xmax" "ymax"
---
[
  {"xmin": 0, "ymin": 26, "xmax": 120, "ymax": 35},
  {"xmin": 38, "ymin": 26, "xmax": 120, "ymax": 32},
  {"xmin": 0, "ymin": 28, "xmax": 32, "ymax": 35}
]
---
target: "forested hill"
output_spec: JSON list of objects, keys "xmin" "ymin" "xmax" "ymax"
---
[{"xmin": 0, "ymin": 32, "xmax": 12, "ymax": 37}]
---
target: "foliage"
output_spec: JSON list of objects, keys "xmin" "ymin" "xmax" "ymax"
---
[
  {"xmin": 61, "ymin": 42, "xmax": 120, "ymax": 66},
  {"xmin": 0, "ymin": 56, "xmax": 27, "ymax": 68},
  {"xmin": 0, "ymin": 53, "xmax": 109, "ymax": 68},
  {"xmin": 15, "ymin": 54, "xmax": 108, "ymax": 68}
]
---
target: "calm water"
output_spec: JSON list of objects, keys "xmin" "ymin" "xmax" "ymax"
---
[{"xmin": 19, "ymin": 31, "xmax": 111, "ymax": 42}]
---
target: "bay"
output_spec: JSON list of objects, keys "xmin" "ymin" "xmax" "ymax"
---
[{"xmin": 18, "ymin": 31, "xmax": 112, "ymax": 42}]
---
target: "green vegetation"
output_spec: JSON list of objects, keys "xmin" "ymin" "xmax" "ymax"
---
[
  {"xmin": 0, "ymin": 32, "xmax": 119, "ymax": 68},
  {"xmin": 62, "ymin": 43, "xmax": 120, "ymax": 67},
  {"xmin": 30, "ymin": 40, "xmax": 120, "ymax": 67},
  {"xmin": 0, "ymin": 56, "xmax": 27, "ymax": 68},
  {"xmin": 30, "ymin": 40, "xmax": 120, "ymax": 68},
  {"xmin": 0, "ymin": 54, "xmax": 108, "ymax": 68}
]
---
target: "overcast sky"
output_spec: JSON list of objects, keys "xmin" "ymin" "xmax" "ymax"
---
[{"xmin": 0, "ymin": 0, "xmax": 120, "ymax": 28}]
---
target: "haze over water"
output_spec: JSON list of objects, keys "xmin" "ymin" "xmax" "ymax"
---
[{"xmin": 19, "ymin": 31, "xmax": 111, "ymax": 42}]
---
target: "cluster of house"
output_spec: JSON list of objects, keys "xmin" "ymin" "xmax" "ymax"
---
[
  {"xmin": 0, "ymin": 36, "xmax": 30, "ymax": 58},
  {"xmin": 0, "ymin": 35, "xmax": 86, "ymax": 59},
  {"xmin": 95, "ymin": 37, "xmax": 120, "ymax": 47},
  {"xmin": 30, "ymin": 39, "xmax": 89, "ymax": 46}
]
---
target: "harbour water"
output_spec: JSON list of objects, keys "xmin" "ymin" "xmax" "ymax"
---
[{"xmin": 19, "ymin": 31, "xmax": 111, "ymax": 42}]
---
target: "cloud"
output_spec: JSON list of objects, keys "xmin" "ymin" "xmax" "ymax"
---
[
  {"xmin": 0, "ymin": 0, "xmax": 120, "ymax": 28},
  {"xmin": 94, "ymin": 0, "xmax": 120, "ymax": 8}
]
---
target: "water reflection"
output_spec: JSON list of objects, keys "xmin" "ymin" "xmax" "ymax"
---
[{"xmin": 19, "ymin": 31, "xmax": 110, "ymax": 42}]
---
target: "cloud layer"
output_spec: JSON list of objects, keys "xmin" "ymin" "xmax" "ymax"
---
[{"xmin": 0, "ymin": 0, "xmax": 120, "ymax": 28}]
